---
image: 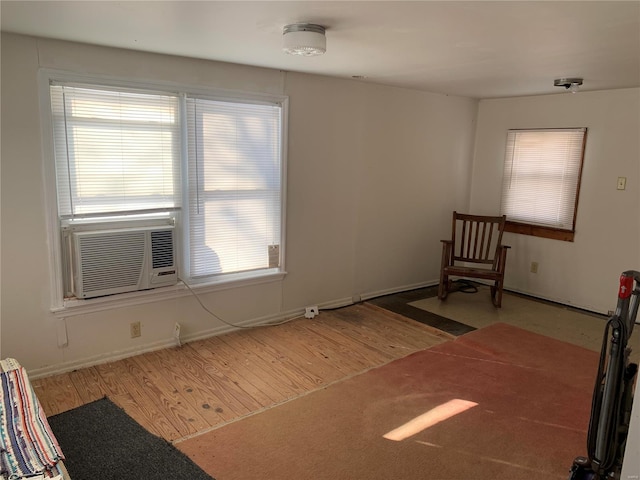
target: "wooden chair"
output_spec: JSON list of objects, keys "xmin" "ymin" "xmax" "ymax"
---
[{"xmin": 438, "ymin": 212, "xmax": 510, "ymax": 307}]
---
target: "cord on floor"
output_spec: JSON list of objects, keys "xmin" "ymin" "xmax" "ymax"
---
[{"xmin": 179, "ymin": 277, "xmax": 303, "ymax": 330}]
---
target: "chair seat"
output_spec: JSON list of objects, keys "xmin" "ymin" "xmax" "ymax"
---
[{"xmin": 443, "ymin": 265, "xmax": 502, "ymax": 280}]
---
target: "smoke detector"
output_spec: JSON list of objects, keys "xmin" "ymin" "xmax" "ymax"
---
[{"xmin": 554, "ymin": 77, "xmax": 583, "ymax": 93}]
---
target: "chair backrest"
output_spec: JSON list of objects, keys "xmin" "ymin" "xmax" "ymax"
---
[{"xmin": 451, "ymin": 212, "xmax": 506, "ymax": 268}]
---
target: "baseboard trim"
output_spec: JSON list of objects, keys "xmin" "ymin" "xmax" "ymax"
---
[
  {"xmin": 31, "ymin": 278, "xmax": 598, "ymax": 379},
  {"xmin": 455, "ymin": 278, "xmax": 607, "ymax": 316},
  {"xmin": 504, "ymin": 286, "xmax": 607, "ymax": 317},
  {"xmin": 359, "ymin": 280, "xmax": 438, "ymax": 302},
  {"xmin": 29, "ymin": 307, "xmax": 307, "ymax": 379}
]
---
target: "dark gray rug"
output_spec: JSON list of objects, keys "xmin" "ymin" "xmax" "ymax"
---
[
  {"xmin": 48, "ymin": 397, "xmax": 214, "ymax": 480},
  {"xmin": 367, "ymin": 284, "xmax": 476, "ymax": 336}
]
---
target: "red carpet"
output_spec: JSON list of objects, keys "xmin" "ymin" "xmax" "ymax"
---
[{"xmin": 177, "ymin": 323, "xmax": 599, "ymax": 480}]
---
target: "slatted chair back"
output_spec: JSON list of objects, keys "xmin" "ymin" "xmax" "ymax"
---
[
  {"xmin": 451, "ymin": 213, "xmax": 506, "ymax": 269},
  {"xmin": 439, "ymin": 211, "xmax": 510, "ymax": 307}
]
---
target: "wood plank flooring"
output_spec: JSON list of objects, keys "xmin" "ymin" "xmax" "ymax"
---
[{"xmin": 32, "ymin": 303, "xmax": 452, "ymax": 442}]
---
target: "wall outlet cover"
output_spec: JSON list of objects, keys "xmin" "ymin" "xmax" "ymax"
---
[
  {"xmin": 617, "ymin": 177, "xmax": 627, "ymax": 190},
  {"xmin": 305, "ymin": 306, "xmax": 319, "ymax": 319},
  {"xmin": 173, "ymin": 322, "xmax": 182, "ymax": 347},
  {"xmin": 130, "ymin": 321, "xmax": 141, "ymax": 338}
]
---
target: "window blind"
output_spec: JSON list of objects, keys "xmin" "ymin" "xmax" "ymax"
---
[
  {"xmin": 50, "ymin": 84, "xmax": 181, "ymax": 218},
  {"xmin": 186, "ymin": 97, "xmax": 283, "ymax": 279},
  {"xmin": 500, "ymin": 128, "xmax": 586, "ymax": 230}
]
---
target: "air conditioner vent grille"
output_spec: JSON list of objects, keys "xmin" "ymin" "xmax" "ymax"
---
[
  {"xmin": 151, "ymin": 230, "xmax": 174, "ymax": 269},
  {"xmin": 71, "ymin": 225, "xmax": 177, "ymax": 299},
  {"xmin": 78, "ymin": 232, "xmax": 145, "ymax": 293}
]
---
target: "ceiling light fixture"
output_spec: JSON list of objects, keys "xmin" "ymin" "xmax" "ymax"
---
[
  {"xmin": 283, "ymin": 23, "xmax": 326, "ymax": 57},
  {"xmin": 554, "ymin": 77, "xmax": 583, "ymax": 94}
]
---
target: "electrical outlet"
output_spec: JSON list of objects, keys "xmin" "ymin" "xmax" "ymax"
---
[
  {"xmin": 305, "ymin": 306, "xmax": 319, "ymax": 319},
  {"xmin": 617, "ymin": 177, "xmax": 627, "ymax": 190},
  {"xmin": 130, "ymin": 321, "xmax": 141, "ymax": 338},
  {"xmin": 530, "ymin": 261, "xmax": 539, "ymax": 274}
]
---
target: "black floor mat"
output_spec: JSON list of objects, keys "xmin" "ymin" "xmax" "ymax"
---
[{"xmin": 368, "ymin": 285, "xmax": 476, "ymax": 336}]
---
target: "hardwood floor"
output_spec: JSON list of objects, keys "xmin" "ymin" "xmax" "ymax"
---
[{"xmin": 32, "ymin": 303, "xmax": 452, "ymax": 442}]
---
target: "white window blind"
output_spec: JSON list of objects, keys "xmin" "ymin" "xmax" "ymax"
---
[
  {"xmin": 186, "ymin": 97, "xmax": 283, "ymax": 279},
  {"xmin": 500, "ymin": 128, "xmax": 586, "ymax": 230},
  {"xmin": 50, "ymin": 84, "xmax": 181, "ymax": 218}
]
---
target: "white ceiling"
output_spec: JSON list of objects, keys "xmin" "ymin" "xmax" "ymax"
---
[{"xmin": 2, "ymin": 1, "xmax": 639, "ymax": 99}]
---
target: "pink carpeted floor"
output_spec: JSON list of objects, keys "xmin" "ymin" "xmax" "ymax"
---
[{"xmin": 178, "ymin": 323, "xmax": 599, "ymax": 480}]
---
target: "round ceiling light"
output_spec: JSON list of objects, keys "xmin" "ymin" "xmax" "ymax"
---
[{"xmin": 283, "ymin": 23, "xmax": 326, "ymax": 57}]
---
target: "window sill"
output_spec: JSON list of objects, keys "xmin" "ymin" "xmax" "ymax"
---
[
  {"xmin": 504, "ymin": 221, "xmax": 575, "ymax": 242},
  {"xmin": 51, "ymin": 270, "xmax": 287, "ymax": 318}
]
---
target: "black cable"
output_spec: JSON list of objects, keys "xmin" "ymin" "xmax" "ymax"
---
[
  {"xmin": 587, "ymin": 318, "xmax": 611, "ymax": 465},
  {"xmin": 453, "ymin": 279, "xmax": 478, "ymax": 293}
]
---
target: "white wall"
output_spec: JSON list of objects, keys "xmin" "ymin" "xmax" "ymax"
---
[
  {"xmin": 283, "ymin": 73, "xmax": 477, "ymax": 304},
  {"xmin": 471, "ymin": 89, "xmax": 640, "ymax": 313},
  {"xmin": 0, "ymin": 33, "xmax": 478, "ymax": 375}
]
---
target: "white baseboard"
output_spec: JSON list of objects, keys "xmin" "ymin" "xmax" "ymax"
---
[
  {"xmin": 29, "ymin": 339, "xmax": 178, "ymax": 379},
  {"xmin": 29, "ymin": 306, "xmax": 305, "ymax": 379},
  {"xmin": 359, "ymin": 280, "xmax": 438, "ymax": 302},
  {"xmin": 28, "ymin": 282, "xmax": 442, "ymax": 379}
]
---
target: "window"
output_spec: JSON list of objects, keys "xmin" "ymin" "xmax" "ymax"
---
[
  {"xmin": 48, "ymin": 78, "xmax": 286, "ymax": 304},
  {"xmin": 186, "ymin": 97, "xmax": 283, "ymax": 280},
  {"xmin": 500, "ymin": 128, "xmax": 587, "ymax": 241},
  {"xmin": 50, "ymin": 85, "xmax": 181, "ymax": 218}
]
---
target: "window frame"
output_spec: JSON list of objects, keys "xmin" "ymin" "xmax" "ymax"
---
[
  {"xmin": 500, "ymin": 127, "xmax": 587, "ymax": 242},
  {"xmin": 39, "ymin": 70, "xmax": 289, "ymax": 314}
]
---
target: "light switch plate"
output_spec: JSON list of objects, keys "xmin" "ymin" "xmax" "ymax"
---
[{"xmin": 617, "ymin": 177, "xmax": 627, "ymax": 190}]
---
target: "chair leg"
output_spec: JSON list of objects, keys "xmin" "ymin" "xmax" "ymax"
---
[
  {"xmin": 438, "ymin": 274, "xmax": 449, "ymax": 300},
  {"xmin": 491, "ymin": 280, "xmax": 503, "ymax": 308}
]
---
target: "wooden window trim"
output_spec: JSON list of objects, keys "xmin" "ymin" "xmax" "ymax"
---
[{"xmin": 504, "ymin": 221, "xmax": 575, "ymax": 242}]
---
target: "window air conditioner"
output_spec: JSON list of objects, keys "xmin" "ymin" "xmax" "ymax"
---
[{"xmin": 71, "ymin": 226, "xmax": 178, "ymax": 299}]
